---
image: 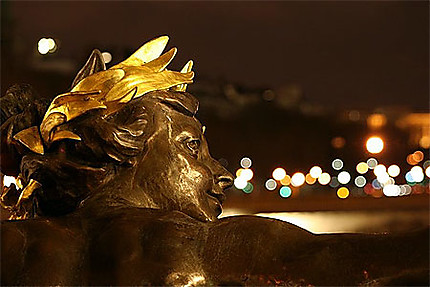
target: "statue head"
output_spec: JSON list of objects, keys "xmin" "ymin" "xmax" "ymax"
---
[{"xmin": 1, "ymin": 36, "xmax": 233, "ymax": 222}]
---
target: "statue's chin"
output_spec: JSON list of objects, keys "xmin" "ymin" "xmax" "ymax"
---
[{"xmin": 182, "ymin": 199, "xmax": 221, "ymax": 223}]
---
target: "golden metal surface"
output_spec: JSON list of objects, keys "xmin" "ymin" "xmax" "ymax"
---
[
  {"xmin": 15, "ymin": 36, "xmax": 194, "ymax": 151},
  {"xmin": 16, "ymin": 179, "xmax": 41, "ymax": 206},
  {"xmin": 13, "ymin": 126, "xmax": 45, "ymax": 154}
]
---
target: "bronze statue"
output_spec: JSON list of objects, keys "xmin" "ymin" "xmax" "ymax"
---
[{"xmin": 1, "ymin": 36, "xmax": 428, "ymax": 286}]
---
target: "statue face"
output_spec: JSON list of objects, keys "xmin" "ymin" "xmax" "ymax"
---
[{"xmin": 131, "ymin": 97, "xmax": 234, "ymax": 222}]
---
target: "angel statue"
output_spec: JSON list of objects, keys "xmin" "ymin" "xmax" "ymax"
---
[{"xmin": 1, "ymin": 36, "xmax": 428, "ymax": 286}]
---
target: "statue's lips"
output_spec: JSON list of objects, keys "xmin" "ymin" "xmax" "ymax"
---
[{"xmin": 206, "ymin": 190, "xmax": 226, "ymax": 206}]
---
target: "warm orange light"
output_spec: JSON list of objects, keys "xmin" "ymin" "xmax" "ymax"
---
[
  {"xmin": 305, "ymin": 173, "xmax": 316, "ymax": 184},
  {"xmin": 337, "ymin": 187, "xmax": 350, "ymax": 199},
  {"xmin": 412, "ymin": 151, "xmax": 424, "ymax": 163},
  {"xmin": 406, "ymin": 154, "xmax": 418, "ymax": 166},
  {"xmin": 367, "ymin": 114, "xmax": 387, "ymax": 129},
  {"xmin": 280, "ymin": 175, "xmax": 291, "ymax": 185},
  {"xmin": 366, "ymin": 136, "xmax": 384, "ymax": 154},
  {"xmin": 331, "ymin": 137, "xmax": 346, "ymax": 149}
]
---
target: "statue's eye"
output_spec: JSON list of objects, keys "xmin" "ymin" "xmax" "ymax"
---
[{"xmin": 186, "ymin": 139, "xmax": 201, "ymax": 155}]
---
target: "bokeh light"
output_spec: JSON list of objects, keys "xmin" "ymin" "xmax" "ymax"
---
[
  {"xmin": 387, "ymin": 165, "xmax": 400, "ymax": 177},
  {"xmin": 383, "ymin": 184, "xmax": 400, "ymax": 197},
  {"xmin": 291, "ymin": 172, "xmax": 305, "ymax": 187},
  {"xmin": 240, "ymin": 169, "xmax": 254, "ymax": 181},
  {"xmin": 272, "ymin": 167, "xmax": 287, "ymax": 181},
  {"xmin": 405, "ymin": 172, "xmax": 414, "ymax": 183},
  {"xmin": 240, "ymin": 157, "xmax": 252, "ymax": 168},
  {"xmin": 411, "ymin": 151, "xmax": 424, "ymax": 163},
  {"xmin": 337, "ymin": 187, "xmax": 349, "ymax": 199},
  {"xmin": 329, "ymin": 177, "xmax": 340, "ymax": 188},
  {"xmin": 332, "ymin": 159, "xmax": 343, "ymax": 170},
  {"xmin": 318, "ymin": 173, "xmax": 331, "ymax": 185},
  {"xmin": 406, "ymin": 154, "xmax": 418, "ymax": 165},
  {"xmin": 373, "ymin": 164, "xmax": 387, "ymax": 177},
  {"xmin": 309, "ymin": 166, "xmax": 322, "ymax": 178},
  {"xmin": 367, "ymin": 114, "xmax": 387, "ymax": 129},
  {"xmin": 234, "ymin": 177, "xmax": 248, "ymax": 189},
  {"xmin": 366, "ymin": 158, "xmax": 378, "ymax": 169},
  {"xmin": 100, "ymin": 52, "xmax": 112, "ymax": 64},
  {"xmin": 372, "ymin": 179, "xmax": 382, "ymax": 189},
  {"xmin": 426, "ymin": 166, "xmax": 430, "ymax": 178},
  {"xmin": 279, "ymin": 186, "xmax": 292, "ymax": 198},
  {"xmin": 354, "ymin": 176, "xmax": 366, "ymax": 188},
  {"xmin": 38, "ymin": 37, "xmax": 57, "ymax": 54},
  {"xmin": 410, "ymin": 166, "xmax": 424, "ymax": 183},
  {"xmin": 305, "ymin": 173, "xmax": 316, "ymax": 184},
  {"xmin": 280, "ymin": 175, "xmax": 291, "ymax": 186},
  {"xmin": 265, "ymin": 179, "xmax": 277, "ymax": 191},
  {"xmin": 337, "ymin": 171, "xmax": 351, "ymax": 184},
  {"xmin": 356, "ymin": 162, "xmax": 369, "ymax": 174},
  {"xmin": 331, "ymin": 137, "xmax": 346, "ymax": 149},
  {"xmin": 242, "ymin": 182, "xmax": 254, "ymax": 194},
  {"xmin": 366, "ymin": 136, "xmax": 384, "ymax": 154}
]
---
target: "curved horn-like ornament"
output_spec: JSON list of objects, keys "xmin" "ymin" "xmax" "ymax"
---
[
  {"xmin": 142, "ymin": 48, "xmax": 177, "ymax": 72},
  {"xmin": 71, "ymin": 49, "xmax": 106, "ymax": 88},
  {"xmin": 173, "ymin": 60, "xmax": 194, "ymax": 92},
  {"xmin": 111, "ymin": 36, "xmax": 169, "ymax": 69}
]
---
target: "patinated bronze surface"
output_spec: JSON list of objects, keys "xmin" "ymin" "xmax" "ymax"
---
[{"xmin": 1, "ymin": 37, "xmax": 428, "ymax": 286}]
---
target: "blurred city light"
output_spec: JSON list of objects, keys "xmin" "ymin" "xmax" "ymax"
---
[
  {"xmin": 367, "ymin": 114, "xmax": 387, "ymax": 129},
  {"xmin": 426, "ymin": 166, "xmax": 430, "ymax": 178},
  {"xmin": 242, "ymin": 182, "xmax": 254, "ymax": 194},
  {"xmin": 372, "ymin": 179, "xmax": 382, "ymax": 189},
  {"xmin": 332, "ymin": 159, "xmax": 343, "ymax": 170},
  {"xmin": 373, "ymin": 164, "xmax": 387, "ymax": 177},
  {"xmin": 234, "ymin": 177, "xmax": 247, "ymax": 189},
  {"xmin": 309, "ymin": 166, "xmax": 322, "ymax": 178},
  {"xmin": 279, "ymin": 186, "xmax": 292, "ymax": 198},
  {"xmin": 280, "ymin": 175, "xmax": 291, "ymax": 185},
  {"xmin": 102, "ymin": 52, "xmax": 112, "ymax": 64},
  {"xmin": 337, "ymin": 171, "xmax": 351, "ymax": 184},
  {"xmin": 240, "ymin": 169, "xmax": 254, "ymax": 181},
  {"xmin": 331, "ymin": 136, "xmax": 346, "ymax": 149},
  {"xmin": 337, "ymin": 187, "xmax": 349, "ymax": 199},
  {"xmin": 38, "ymin": 37, "xmax": 57, "ymax": 54},
  {"xmin": 318, "ymin": 173, "xmax": 331, "ymax": 185},
  {"xmin": 383, "ymin": 184, "xmax": 401, "ymax": 197},
  {"xmin": 240, "ymin": 157, "xmax": 252, "ymax": 168},
  {"xmin": 411, "ymin": 151, "xmax": 424, "ymax": 163},
  {"xmin": 405, "ymin": 171, "xmax": 415, "ymax": 183},
  {"xmin": 272, "ymin": 167, "xmax": 287, "ymax": 181},
  {"xmin": 356, "ymin": 162, "xmax": 369, "ymax": 174},
  {"xmin": 354, "ymin": 176, "xmax": 366, "ymax": 188},
  {"xmin": 410, "ymin": 166, "xmax": 424, "ymax": 183},
  {"xmin": 305, "ymin": 173, "xmax": 316, "ymax": 184},
  {"xmin": 366, "ymin": 136, "xmax": 384, "ymax": 154},
  {"xmin": 329, "ymin": 177, "xmax": 340, "ymax": 188},
  {"xmin": 366, "ymin": 158, "xmax": 378, "ymax": 169},
  {"xmin": 265, "ymin": 179, "xmax": 277, "ymax": 191},
  {"xmin": 291, "ymin": 172, "xmax": 305, "ymax": 187},
  {"xmin": 387, "ymin": 164, "xmax": 400, "ymax": 177}
]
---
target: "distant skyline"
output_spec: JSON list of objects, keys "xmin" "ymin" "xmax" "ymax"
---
[{"xmin": 3, "ymin": 1, "xmax": 429, "ymax": 110}]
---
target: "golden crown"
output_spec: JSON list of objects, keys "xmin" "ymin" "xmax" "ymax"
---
[{"xmin": 13, "ymin": 36, "xmax": 194, "ymax": 155}]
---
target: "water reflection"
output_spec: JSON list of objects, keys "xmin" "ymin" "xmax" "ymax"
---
[{"xmin": 221, "ymin": 209, "xmax": 429, "ymax": 234}]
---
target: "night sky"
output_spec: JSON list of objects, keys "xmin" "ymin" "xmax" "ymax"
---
[{"xmin": 3, "ymin": 1, "xmax": 429, "ymax": 110}]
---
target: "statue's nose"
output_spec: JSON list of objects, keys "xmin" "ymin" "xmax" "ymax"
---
[{"xmin": 215, "ymin": 170, "xmax": 234, "ymax": 190}]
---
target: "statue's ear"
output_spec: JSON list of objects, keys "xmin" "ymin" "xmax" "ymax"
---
[{"xmin": 71, "ymin": 49, "xmax": 106, "ymax": 88}]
